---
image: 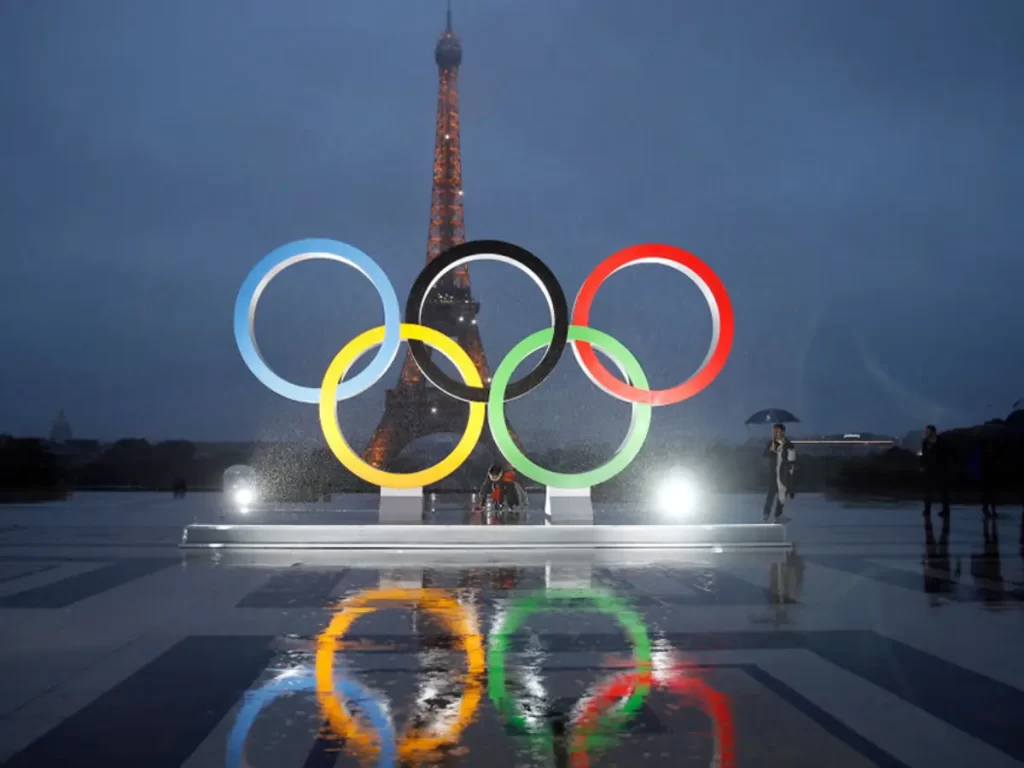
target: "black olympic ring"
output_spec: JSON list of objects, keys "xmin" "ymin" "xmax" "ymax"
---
[{"xmin": 405, "ymin": 239, "xmax": 569, "ymax": 403}]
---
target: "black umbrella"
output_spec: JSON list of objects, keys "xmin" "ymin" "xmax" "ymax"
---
[{"xmin": 745, "ymin": 408, "xmax": 800, "ymax": 425}]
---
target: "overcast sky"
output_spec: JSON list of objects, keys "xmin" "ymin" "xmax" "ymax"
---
[{"xmin": 1, "ymin": 0, "xmax": 1022, "ymax": 450}]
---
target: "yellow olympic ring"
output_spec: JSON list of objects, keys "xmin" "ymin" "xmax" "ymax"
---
[
  {"xmin": 315, "ymin": 588, "xmax": 485, "ymax": 761},
  {"xmin": 319, "ymin": 323, "xmax": 486, "ymax": 488}
]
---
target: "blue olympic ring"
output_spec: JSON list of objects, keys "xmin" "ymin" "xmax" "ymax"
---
[
  {"xmin": 226, "ymin": 667, "xmax": 397, "ymax": 768},
  {"xmin": 233, "ymin": 238, "xmax": 402, "ymax": 404}
]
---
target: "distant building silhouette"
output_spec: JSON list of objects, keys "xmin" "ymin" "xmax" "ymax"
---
[
  {"xmin": 745, "ymin": 432, "xmax": 897, "ymax": 458},
  {"xmin": 791, "ymin": 432, "xmax": 897, "ymax": 455},
  {"xmin": 49, "ymin": 409, "xmax": 72, "ymax": 444}
]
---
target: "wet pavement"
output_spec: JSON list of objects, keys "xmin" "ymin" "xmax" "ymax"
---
[{"xmin": 0, "ymin": 492, "xmax": 1022, "ymax": 767}]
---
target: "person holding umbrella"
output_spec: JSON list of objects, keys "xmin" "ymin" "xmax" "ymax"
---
[
  {"xmin": 763, "ymin": 423, "xmax": 797, "ymax": 522},
  {"xmin": 746, "ymin": 408, "xmax": 800, "ymax": 428}
]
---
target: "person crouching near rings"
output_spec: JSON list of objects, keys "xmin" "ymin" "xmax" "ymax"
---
[{"xmin": 477, "ymin": 463, "xmax": 527, "ymax": 523}]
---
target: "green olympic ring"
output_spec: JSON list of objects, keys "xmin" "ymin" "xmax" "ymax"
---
[
  {"xmin": 486, "ymin": 587, "xmax": 653, "ymax": 751},
  {"xmin": 488, "ymin": 325, "xmax": 652, "ymax": 488}
]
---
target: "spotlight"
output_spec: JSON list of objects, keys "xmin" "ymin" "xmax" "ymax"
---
[
  {"xmin": 233, "ymin": 486, "xmax": 256, "ymax": 507},
  {"xmin": 655, "ymin": 472, "xmax": 699, "ymax": 518}
]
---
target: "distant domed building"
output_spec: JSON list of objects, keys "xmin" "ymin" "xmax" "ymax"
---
[{"xmin": 49, "ymin": 409, "xmax": 72, "ymax": 443}]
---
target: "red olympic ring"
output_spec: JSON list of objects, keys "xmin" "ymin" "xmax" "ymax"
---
[
  {"xmin": 571, "ymin": 243, "xmax": 735, "ymax": 406},
  {"xmin": 569, "ymin": 666, "xmax": 735, "ymax": 768}
]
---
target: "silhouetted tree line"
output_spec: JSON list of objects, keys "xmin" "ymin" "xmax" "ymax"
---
[
  {"xmin": 0, "ymin": 436, "xmax": 67, "ymax": 502},
  {"xmin": 0, "ymin": 437, "xmax": 372, "ymax": 500},
  {"xmin": 69, "ymin": 439, "xmax": 376, "ymax": 497},
  {"xmin": 72, "ymin": 439, "xmax": 232, "ymax": 489},
  {"xmin": 2, "ymin": 423, "xmax": 1020, "ymax": 503},
  {"xmin": 829, "ymin": 425, "xmax": 1024, "ymax": 502}
]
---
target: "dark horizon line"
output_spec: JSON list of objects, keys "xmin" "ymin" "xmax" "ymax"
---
[{"xmin": 7, "ymin": 432, "xmax": 906, "ymax": 447}]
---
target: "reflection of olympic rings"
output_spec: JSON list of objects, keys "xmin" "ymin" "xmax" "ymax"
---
[
  {"xmin": 315, "ymin": 588, "xmax": 484, "ymax": 762},
  {"xmin": 569, "ymin": 667, "xmax": 736, "ymax": 768},
  {"xmin": 226, "ymin": 667, "xmax": 396, "ymax": 768},
  {"xmin": 234, "ymin": 238, "xmax": 733, "ymax": 487},
  {"xmin": 487, "ymin": 588, "xmax": 652, "ymax": 748}
]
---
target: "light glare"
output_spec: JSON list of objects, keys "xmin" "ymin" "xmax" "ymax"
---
[
  {"xmin": 233, "ymin": 486, "xmax": 256, "ymax": 506},
  {"xmin": 655, "ymin": 472, "xmax": 699, "ymax": 518}
]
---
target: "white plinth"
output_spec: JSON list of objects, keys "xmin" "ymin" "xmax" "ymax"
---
[
  {"xmin": 378, "ymin": 567, "xmax": 424, "ymax": 590},
  {"xmin": 545, "ymin": 563, "xmax": 593, "ymax": 588},
  {"xmin": 544, "ymin": 486, "xmax": 594, "ymax": 525},
  {"xmin": 379, "ymin": 486, "xmax": 423, "ymax": 525}
]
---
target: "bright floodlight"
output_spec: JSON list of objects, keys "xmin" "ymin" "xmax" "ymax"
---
[
  {"xmin": 655, "ymin": 472, "xmax": 699, "ymax": 518},
  {"xmin": 233, "ymin": 486, "xmax": 256, "ymax": 507}
]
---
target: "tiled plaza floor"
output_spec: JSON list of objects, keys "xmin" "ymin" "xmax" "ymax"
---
[{"xmin": 0, "ymin": 492, "xmax": 1022, "ymax": 767}]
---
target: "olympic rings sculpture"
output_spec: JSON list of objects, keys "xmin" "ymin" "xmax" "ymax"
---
[
  {"xmin": 234, "ymin": 237, "xmax": 734, "ymax": 489},
  {"xmin": 226, "ymin": 667, "xmax": 396, "ymax": 768},
  {"xmin": 315, "ymin": 588, "xmax": 485, "ymax": 762}
]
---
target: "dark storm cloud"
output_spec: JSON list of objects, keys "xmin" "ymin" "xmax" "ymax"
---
[{"xmin": 1, "ymin": 0, "xmax": 1021, "ymax": 446}]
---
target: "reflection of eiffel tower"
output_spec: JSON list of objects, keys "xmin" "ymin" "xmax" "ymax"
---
[{"xmin": 363, "ymin": 4, "xmax": 503, "ymax": 470}]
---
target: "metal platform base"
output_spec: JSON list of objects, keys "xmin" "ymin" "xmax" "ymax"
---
[
  {"xmin": 180, "ymin": 547, "xmax": 791, "ymax": 569},
  {"xmin": 179, "ymin": 523, "xmax": 789, "ymax": 550}
]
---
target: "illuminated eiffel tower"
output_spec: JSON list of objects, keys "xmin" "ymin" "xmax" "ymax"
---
[{"xmin": 362, "ymin": 3, "xmax": 503, "ymax": 471}]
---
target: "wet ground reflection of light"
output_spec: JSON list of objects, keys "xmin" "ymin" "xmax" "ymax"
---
[
  {"xmin": 315, "ymin": 588, "xmax": 484, "ymax": 765},
  {"xmin": 487, "ymin": 587, "xmax": 654, "ymax": 760},
  {"xmin": 228, "ymin": 574, "xmax": 737, "ymax": 767},
  {"xmin": 569, "ymin": 666, "xmax": 735, "ymax": 768},
  {"xmin": 226, "ymin": 667, "xmax": 396, "ymax": 768}
]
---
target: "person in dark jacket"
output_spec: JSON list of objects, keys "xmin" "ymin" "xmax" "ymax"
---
[
  {"xmin": 762, "ymin": 424, "xmax": 797, "ymax": 522},
  {"xmin": 921, "ymin": 425, "xmax": 951, "ymax": 517}
]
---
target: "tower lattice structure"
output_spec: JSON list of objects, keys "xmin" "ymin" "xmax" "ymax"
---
[{"xmin": 362, "ymin": 5, "xmax": 506, "ymax": 472}]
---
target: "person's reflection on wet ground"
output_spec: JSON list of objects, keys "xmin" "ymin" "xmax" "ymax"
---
[
  {"xmin": 980, "ymin": 437, "xmax": 999, "ymax": 519},
  {"xmin": 922, "ymin": 514, "xmax": 960, "ymax": 604},
  {"xmin": 547, "ymin": 709, "xmax": 569, "ymax": 768},
  {"xmin": 458, "ymin": 569, "xmax": 482, "ymax": 591},
  {"xmin": 969, "ymin": 517, "xmax": 1005, "ymax": 607},
  {"xmin": 762, "ymin": 546, "xmax": 804, "ymax": 625},
  {"xmin": 491, "ymin": 567, "xmax": 521, "ymax": 591}
]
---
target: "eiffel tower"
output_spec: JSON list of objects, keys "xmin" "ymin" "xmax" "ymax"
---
[{"xmin": 362, "ymin": 3, "xmax": 504, "ymax": 472}]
